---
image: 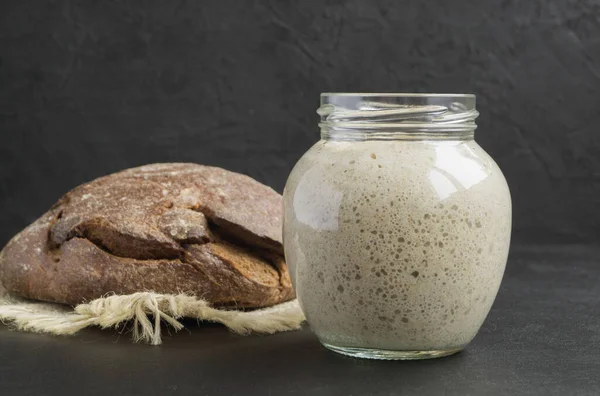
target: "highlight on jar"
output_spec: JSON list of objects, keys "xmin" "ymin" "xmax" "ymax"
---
[{"xmin": 283, "ymin": 93, "xmax": 512, "ymax": 360}]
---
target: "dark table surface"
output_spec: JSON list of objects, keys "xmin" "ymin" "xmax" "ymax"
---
[{"xmin": 1, "ymin": 244, "xmax": 599, "ymax": 396}]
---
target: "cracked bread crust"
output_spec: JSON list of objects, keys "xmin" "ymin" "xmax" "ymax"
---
[{"xmin": 0, "ymin": 163, "xmax": 293, "ymax": 308}]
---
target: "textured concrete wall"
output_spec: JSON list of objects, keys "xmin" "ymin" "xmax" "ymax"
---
[{"xmin": 1, "ymin": 0, "xmax": 599, "ymax": 245}]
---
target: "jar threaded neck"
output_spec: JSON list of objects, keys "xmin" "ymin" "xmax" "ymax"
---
[{"xmin": 318, "ymin": 93, "xmax": 478, "ymax": 141}]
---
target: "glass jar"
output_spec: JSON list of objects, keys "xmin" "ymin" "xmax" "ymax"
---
[{"xmin": 283, "ymin": 93, "xmax": 512, "ymax": 360}]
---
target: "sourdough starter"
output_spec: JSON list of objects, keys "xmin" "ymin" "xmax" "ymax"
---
[{"xmin": 283, "ymin": 139, "xmax": 511, "ymax": 352}]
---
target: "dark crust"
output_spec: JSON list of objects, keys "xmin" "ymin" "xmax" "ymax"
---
[{"xmin": 0, "ymin": 163, "xmax": 293, "ymax": 308}]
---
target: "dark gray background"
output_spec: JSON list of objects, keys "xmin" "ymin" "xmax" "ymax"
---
[{"xmin": 1, "ymin": 0, "xmax": 599, "ymax": 247}]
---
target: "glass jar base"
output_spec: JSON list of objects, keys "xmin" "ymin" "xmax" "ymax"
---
[{"xmin": 322, "ymin": 343, "xmax": 464, "ymax": 360}]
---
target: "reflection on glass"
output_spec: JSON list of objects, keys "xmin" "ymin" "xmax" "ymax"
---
[
  {"xmin": 429, "ymin": 144, "xmax": 488, "ymax": 200},
  {"xmin": 293, "ymin": 167, "xmax": 342, "ymax": 231},
  {"xmin": 428, "ymin": 168, "xmax": 459, "ymax": 200}
]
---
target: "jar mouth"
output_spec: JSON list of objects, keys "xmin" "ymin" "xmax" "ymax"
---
[
  {"xmin": 321, "ymin": 92, "xmax": 475, "ymax": 98},
  {"xmin": 318, "ymin": 93, "xmax": 478, "ymax": 140}
]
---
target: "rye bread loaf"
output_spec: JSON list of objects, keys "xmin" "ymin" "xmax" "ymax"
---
[{"xmin": 0, "ymin": 163, "xmax": 294, "ymax": 308}]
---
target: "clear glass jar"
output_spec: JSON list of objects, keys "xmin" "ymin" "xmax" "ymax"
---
[{"xmin": 283, "ymin": 93, "xmax": 512, "ymax": 360}]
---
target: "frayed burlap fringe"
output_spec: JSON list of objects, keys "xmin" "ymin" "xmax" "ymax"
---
[{"xmin": 0, "ymin": 292, "xmax": 305, "ymax": 345}]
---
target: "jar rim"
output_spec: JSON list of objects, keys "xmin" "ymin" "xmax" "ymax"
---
[
  {"xmin": 318, "ymin": 93, "xmax": 478, "ymax": 140},
  {"xmin": 321, "ymin": 92, "xmax": 475, "ymax": 99}
]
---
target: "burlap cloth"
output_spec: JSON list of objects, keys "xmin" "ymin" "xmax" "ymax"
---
[{"xmin": 0, "ymin": 284, "xmax": 305, "ymax": 345}]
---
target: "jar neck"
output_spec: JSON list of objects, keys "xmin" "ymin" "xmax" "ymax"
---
[{"xmin": 318, "ymin": 93, "xmax": 478, "ymax": 141}]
